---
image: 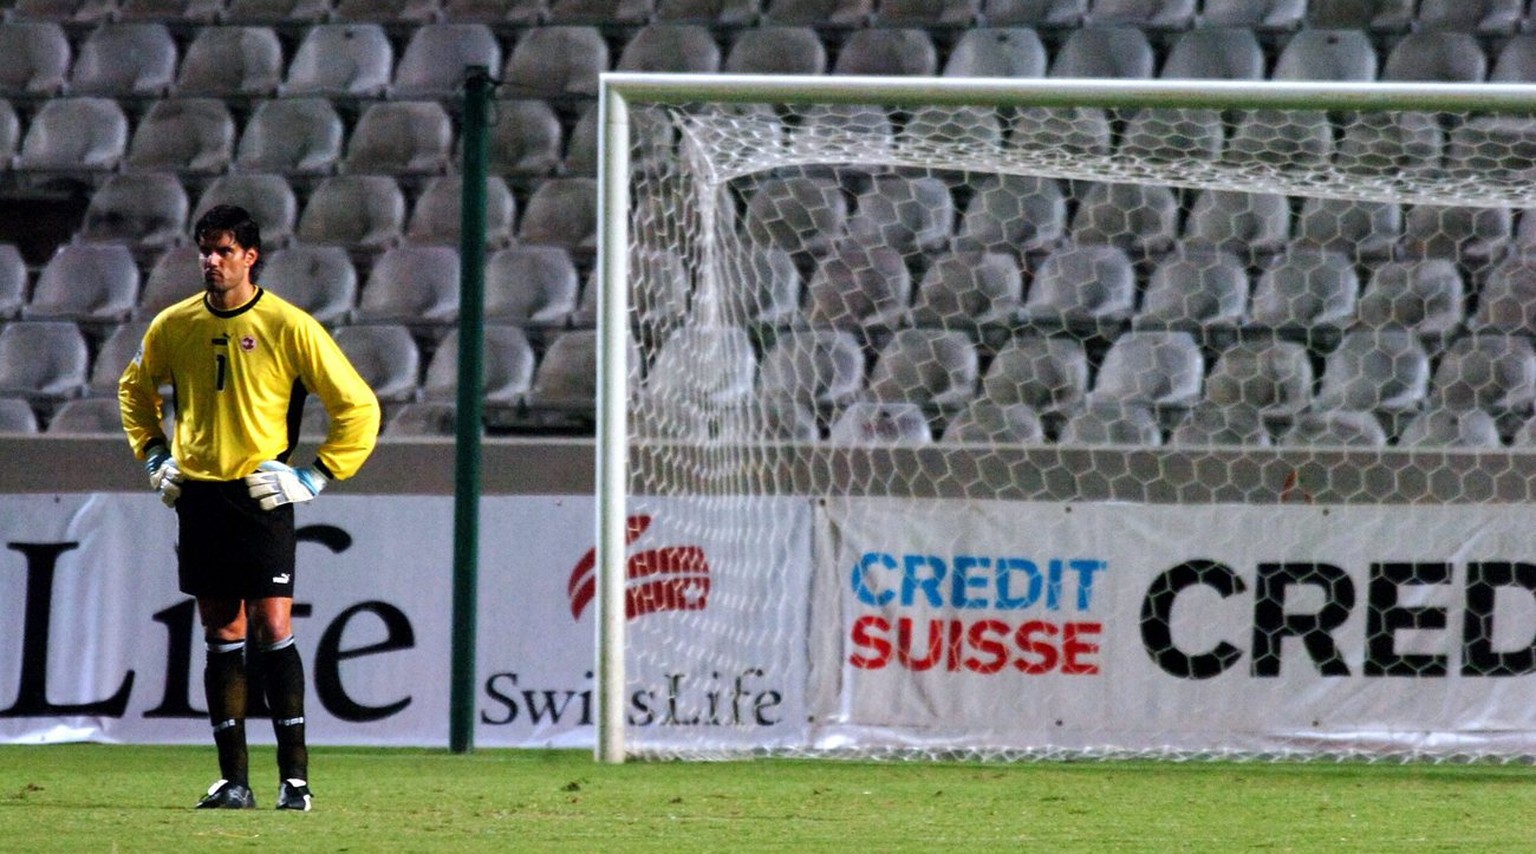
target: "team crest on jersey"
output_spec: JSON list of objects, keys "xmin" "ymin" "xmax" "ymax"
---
[{"xmin": 240, "ymin": 335, "xmax": 257, "ymax": 352}]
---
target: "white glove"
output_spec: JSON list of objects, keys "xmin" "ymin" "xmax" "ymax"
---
[
  {"xmin": 145, "ymin": 446, "xmax": 182, "ymax": 508},
  {"xmin": 244, "ymin": 460, "xmax": 328, "ymax": 511}
]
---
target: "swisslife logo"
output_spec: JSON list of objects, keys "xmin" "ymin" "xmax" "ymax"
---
[{"xmin": 567, "ymin": 515, "xmax": 710, "ymax": 621}]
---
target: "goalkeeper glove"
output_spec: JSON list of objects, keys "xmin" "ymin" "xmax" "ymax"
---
[
  {"xmin": 245, "ymin": 460, "xmax": 327, "ymax": 511},
  {"xmin": 144, "ymin": 446, "xmax": 182, "ymax": 508}
]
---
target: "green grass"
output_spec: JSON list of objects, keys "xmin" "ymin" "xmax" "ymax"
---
[{"xmin": 1, "ymin": 745, "xmax": 1533, "ymax": 852}]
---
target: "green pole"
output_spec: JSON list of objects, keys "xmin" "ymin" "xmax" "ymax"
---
[{"xmin": 450, "ymin": 65, "xmax": 491, "ymax": 754}]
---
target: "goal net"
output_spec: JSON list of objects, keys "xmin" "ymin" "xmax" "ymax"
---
[{"xmin": 594, "ymin": 75, "xmax": 1536, "ymax": 763}]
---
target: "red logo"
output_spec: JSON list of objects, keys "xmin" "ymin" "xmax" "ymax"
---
[
  {"xmin": 239, "ymin": 335, "xmax": 257, "ymax": 352},
  {"xmin": 567, "ymin": 515, "xmax": 710, "ymax": 621}
]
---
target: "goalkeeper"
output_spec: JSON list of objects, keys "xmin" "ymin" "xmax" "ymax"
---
[{"xmin": 118, "ymin": 205, "xmax": 379, "ymax": 812}]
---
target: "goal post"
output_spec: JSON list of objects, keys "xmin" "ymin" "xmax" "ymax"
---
[{"xmin": 595, "ymin": 74, "xmax": 1536, "ymax": 763}]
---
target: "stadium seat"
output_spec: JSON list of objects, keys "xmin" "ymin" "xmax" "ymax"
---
[
  {"xmin": 1068, "ymin": 182, "xmax": 1179, "ymax": 256},
  {"xmin": 1058, "ymin": 401, "xmax": 1162, "ymax": 445},
  {"xmin": 562, "ymin": 102, "xmax": 675, "ymax": 175},
  {"xmin": 0, "ymin": 320, "xmax": 89, "ymax": 404},
  {"xmin": 725, "ymin": 27, "xmax": 828, "ymax": 75},
  {"xmin": 1303, "ymin": 0, "xmax": 1414, "ymax": 32},
  {"xmin": 1088, "ymin": 0, "xmax": 1194, "ymax": 29},
  {"xmin": 1247, "ymin": 246, "xmax": 1359, "ymax": 336},
  {"xmin": 1313, "ymin": 329, "xmax": 1430, "ymax": 413},
  {"xmin": 828, "ymin": 402, "xmax": 932, "ymax": 445},
  {"xmin": 454, "ymin": 0, "xmax": 549, "ymax": 22},
  {"xmin": 1336, "ymin": 110, "xmax": 1444, "ymax": 178},
  {"xmin": 258, "ymin": 245, "xmax": 358, "ymax": 327},
  {"xmin": 1018, "ymin": 243, "xmax": 1136, "ymax": 334},
  {"xmin": 406, "ymin": 175, "xmax": 516, "ymax": 248},
  {"xmin": 1398, "ymin": 204, "xmax": 1512, "ymax": 270},
  {"xmin": 655, "ymin": 0, "xmax": 762, "ymax": 23},
  {"xmin": 942, "ymin": 27, "xmax": 1047, "ymax": 78},
  {"xmin": 0, "ymin": 398, "xmax": 40, "ymax": 434},
  {"xmin": 741, "ymin": 176, "xmax": 847, "ymax": 257},
  {"xmin": 341, "ymin": 100, "xmax": 454, "ymax": 177},
  {"xmin": 980, "ymin": 334, "xmax": 1089, "ymax": 416},
  {"xmin": 1168, "ymin": 402, "xmax": 1271, "ymax": 447},
  {"xmin": 1201, "ymin": 339, "xmax": 1314, "ymax": 418},
  {"xmin": 1445, "ymin": 116, "xmax": 1536, "ymax": 185},
  {"xmin": 486, "ymin": 99, "xmax": 563, "ymax": 176},
  {"xmin": 1396, "ymin": 407, "xmax": 1502, "ymax": 448},
  {"xmin": 846, "ymin": 175, "xmax": 954, "ymax": 255},
  {"xmin": 940, "ymin": 400, "xmax": 1044, "ymax": 444},
  {"xmin": 745, "ymin": 391, "xmax": 821, "ymax": 441},
  {"xmin": 1133, "ymin": 245, "xmax": 1249, "ymax": 336},
  {"xmin": 124, "ymin": 98, "xmax": 236, "ymax": 176},
  {"xmin": 1381, "ymin": 31, "xmax": 1487, "ymax": 83},
  {"xmin": 0, "ymin": 245, "xmax": 28, "ymax": 320},
  {"xmin": 420, "ymin": 325, "xmax": 536, "ymax": 413},
  {"xmin": 1160, "ymin": 27, "xmax": 1264, "ymax": 80},
  {"xmin": 67, "ymin": 22, "xmax": 177, "ymax": 98},
  {"xmin": 1183, "ymin": 190, "xmax": 1290, "ymax": 263},
  {"xmin": 1354, "ymin": 258, "xmax": 1465, "ymax": 337},
  {"xmin": 331, "ymin": 324, "xmax": 421, "ymax": 403},
  {"xmin": 909, "ymin": 251, "xmax": 1023, "ymax": 329},
  {"xmin": 223, "ymin": 0, "xmax": 331, "ymax": 22},
  {"xmin": 803, "ymin": 238, "xmax": 912, "ymax": 332},
  {"xmin": 760, "ymin": 0, "xmax": 872, "ymax": 25},
  {"xmin": 524, "ymin": 328, "xmax": 605, "ymax": 417},
  {"xmin": 1088, "ymin": 330, "xmax": 1203, "ymax": 409},
  {"xmin": 384, "ymin": 401, "xmax": 457, "ymax": 437},
  {"xmin": 1491, "ymin": 34, "xmax": 1536, "ymax": 83},
  {"xmin": 331, "ymin": 0, "xmax": 444, "ymax": 22},
  {"xmin": 1471, "ymin": 255, "xmax": 1536, "ymax": 335},
  {"xmin": 234, "ymin": 98, "xmax": 344, "ymax": 177},
  {"xmin": 865, "ymin": 328, "xmax": 979, "ymax": 409},
  {"xmin": 282, "ymin": 24, "xmax": 393, "ymax": 98},
  {"xmin": 715, "ymin": 244, "xmax": 800, "ymax": 329},
  {"xmin": 78, "ymin": 172, "xmax": 189, "ymax": 248},
  {"xmin": 296, "ymin": 175, "xmax": 406, "ymax": 251},
  {"xmin": 9, "ymin": 0, "xmax": 116, "ymax": 22},
  {"xmin": 47, "ymin": 396, "xmax": 130, "ymax": 434},
  {"xmin": 13, "ymin": 96, "xmax": 128, "ymax": 175},
  {"xmin": 136, "ymin": 245, "xmax": 201, "ymax": 319},
  {"xmin": 1224, "ymin": 109, "xmax": 1333, "ymax": 170},
  {"xmin": 546, "ymin": 0, "xmax": 654, "ymax": 23},
  {"xmin": 1276, "ymin": 410, "xmax": 1387, "ymax": 447},
  {"xmin": 1050, "ymin": 26, "xmax": 1154, "ymax": 79},
  {"xmin": 980, "ymin": 0, "xmax": 1086, "ymax": 27},
  {"xmin": 193, "ymin": 173, "xmax": 298, "ymax": 248},
  {"xmin": 873, "ymin": 0, "xmax": 978, "ymax": 24},
  {"xmin": 618, "ymin": 25, "xmax": 721, "ymax": 74},
  {"xmin": 1413, "ymin": 0, "xmax": 1524, "ymax": 35},
  {"xmin": 1119, "ymin": 106, "xmax": 1224, "ymax": 163},
  {"xmin": 954, "ymin": 175, "xmax": 1065, "ymax": 256},
  {"xmin": 501, "ymin": 26, "xmax": 608, "ymax": 99},
  {"xmin": 517, "ymin": 177, "xmax": 599, "ymax": 249},
  {"xmin": 833, "ymin": 29, "xmax": 938, "ymax": 76},
  {"xmin": 24, "ymin": 243, "xmax": 139, "ymax": 325},
  {"xmin": 392, "ymin": 23, "xmax": 502, "ymax": 99},
  {"xmin": 1427, "ymin": 334, "xmax": 1536, "ymax": 416},
  {"xmin": 1270, "ymin": 27, "xmax": 1377, "ymax": 82},
  {"xmin": 1293, "ymin": 197, "xmax": 1402, "ymax": 262},
  {"xmin": 0, "ymin": 22, "xmax": 71, "ymax": 96},
  {"xmin": 757, "ymin": 327, "xmax": 866, "ymax": 409},
  {"xmin": 1198, "ymin": 0, "xmax": 1305, "ymax": 31},
  {"xmin": 352, "ymin": 245, "xmax": 461, "ymax": 329},
  {"xmin": 646, "ymin": 325, "xmax": 757, "ymax": 409},
  {"xmin": 485, "ymin": 245, "xmax": 579, "ymax": 328}
]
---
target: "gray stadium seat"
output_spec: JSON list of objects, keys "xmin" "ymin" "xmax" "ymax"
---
[
  {"xmin": 296, "ymin": 175, "xmax": 406, "ymax": 251},
  {"xmin": 803, "ymin": 239, "xmax": 912, "ymax": 331},
  {"xmin": 874, "ymin": 0, "xmax": 978, "ymax": 24},
  {"xmin": 405, "ymin": 175, "xmax": 516, "ymax": 248},
  {"xmin": 487, "ymin": 99, "xmax": 563, "ymax": 177},
  {"xmin": 1199, "ymin": 0, "xmax": 1305, "ymax": 31},
  {"xmin": 67, "ymin": 22, "xmax": 177, "ymax": 97},
  {"xmin": 78, "ymin": 172, "xmax": 189, "ymax": 248},
  {"xmin": 9, "ymin": 0, "xmax": 116, "ymax": 22},
  {"xmin": 1397, "ymin": 407, "xmax": 1502, "ymax": 449},
  {"xmin": 1446, "ymin": 116, "xmax": 1536, "ymax": 184},
  {"xmin": 392, "ymin": 23, "xmax": 502, "ymax": 99},
  {"xmin": 1398, "ymin": 204, "xmax": 1512, "ymax": 269},
  {"xmin": 1168, "ymin": 402, "xmax": 1271, "ymax": 447},
  {"xmin": 744, "ymin": 391, "xmax": 821, "ymax": 441},
  {"xmin": 1381, "ymin": 31, "xmax": 1487, "ymax": 83},
  {"xmin": 742, "ymin": 176, "xmax": 847, "ymax": 257},
  {"xmin": 1088, "ymin": 0, "xmax": 1194, "ymax": 29},
  {"xmin": 1354, "ymin": 258, "xmax": 1465, "ymax": 337},
  {"xmin": 910, "ymin": 251, "xmax": 1023, "ymax": 329},
  {"xmin": 1133, "ymin": 245, "xmax": 1250, "ymax": 335},
  {"xmin": 1202, "ymin": 340, "xmax": 1314, "ymax": 418},
  {"xmin": 1068, "ymin": 182, "xmax": 1180, "ymax": 256},
  {"xmin": 1247, "ymin": 246, "xmax": 1359, "ymax": 334},
  {"xmin": 865, "ymin": 328, "xmax": 979, "ymax": 409},
  {"xmin": 760, "ymin": 0, "xmax": 872, "ymax": 25},
  {"xmin": 342, "ymin": 100, "xmax": 454, "ymax": 177},
  {"xmin": 1491, "ymin": 35, "xmax": 1536, "ymax": 83},
  {"xmin": 332, "ymin": 0, "xmax": 443, "ymax": 22},
  {"xmin": 1160, "ymin": 27, "xmax": 1264, "ymax": 80},
  {"xmin": 0, "ymin": 320, "xmax": 89, "ymax": 404},
  {"xmin": 1018, "ymin": 243, "xmax": 1136, "ymax": 333},
  {"xmin": 941, "ymin": 401, "xmax": 1044, "ymax": 444},
  {"xmin": 832, "ymin": 28, "xmax": 938, "ymax": 76},
  {"xmin": 47, "ymin": 397, "xmax": 127, "ymax": 435},
  {"xmin": 0, "ymin": 100, "xmax": 15, "ymax": 170},
  {"xmin": 1414, "ymin": 0, "xmax": 1524, "ymax": 35},
  {"xmin": 828, "ymin": 402, "xmax": 932, "ymax": 445},
  {"xmin": 903, "ymin": 104, "xmax": 1004, "ymax": 151},
  {"xmin": 282, "ymin": 24, "xmax": 393, "ymax": 98},
  {"xmin": 1270, "ymin": 28, "xmax": 1377, "ymax": 82},
  {"xmin": 24, "ymin": 243, "xmax": 139, "ymax": 325},
  {"xmin": 722, "ymin": 244, "xmax": 802, "ymax": 327},
  {"xmin": 485, "ymin": 245, "xmax": 579, "ymax": 328},
  {"xmin": 517, "ymin": 177, "xmax": 599, "ymax": 249},
  {"xmin": 655, "ymin": 0, "xmax": 762, "ymax": 23},
  {"xmin": 1087, "ymin": 330, "xmax": 1204, "ymax": 409},
  {"xmin": 1428, "ymin": 334, "xmax": 1536, "ymax": 416},
  {"xmin": 0, "ymin": 22, "xmax": 70, "ymax": 97},
  {"xmin": 501, "ymin": 26, "xmax": 608, "ymax": 99},
  {"xmin": 618, "ymin": 25, "xmax": 721, "ymax": 74},
  {"xmin": 259, "ymin": 245, "xmax": 357, "ymax": 327},
  {"xmin": 13, "ymin": 97, "xmax": 127, "ymax": 175},
  {"xmin": 725, "ymin": 26, "xmax": 828, "ymax": 75},
  {"xmin": 421, "ymin": 325, "xmax": 535, "ymax": 413},
  {"xmin": 1276, "ymin": 410, "xmax": 1387, "ymax": 447},
  {"xmin": 136, "ymin": 245, "xmax": 201, "ymax": 320},
  {"xmin": 980, "ymin": 334, "xmax": 1089, "ymax": 416},
  {"xmin": 944, "ymin": 27, "xmax": 1047, "ymax": 78},
  {"xmin": 547, "ymin": 0, "xmax": 654, "ymax": 23},
  {"xmin": 1119, "ymin": 107, "xmax": 1224, "ymax": 163},
  {"xmin": 758, "ymin": 327, "xmax": 866, "ymax": 409},
  {"xmin": 524, "ymin": 329, "xmax": 605, "ymax": 417},
  {"xmin": 954, "ymin": 175, "xmax": 1065, "ymax": 256},
  {"xmin": 1471, "ymin": 255, "xmax": 1536, "ymax": 336},
  {"xmin": 385, "ymin": 402, "xmax": 457, "ymax": 437},
  {"xmin": 223, "ymin": 0, "xmax": 332, "ymax": 22},
  {"xmin": 646, "ymin": 325, "xmax": 757, "ymax": 409},
  {"xmin": 1304, "ymin": 0, "xmax": 1414, "ymax": 32},
  {"xmin": 0, "ymin": 244, "xmax": 28, "ymax": 320},
  {"xmin": 1059, "ymin": 401, "xmax": 1162, "ymax": 445},
  {"xmin": 845, "ymin": 175, "xmax": 954, "ymax": 255},
  {"xmin": 1224, "ymin": 109, "xmax": 1333, "ymax": 170},
  {"xmin": 1050, "ymin": 26, "xmax": 1153, "ymax": 78},
  {"xmin": 1293, "ymin": 197, "xmax": 1402, "ymax": 262},
  {"xmin": 1313, "ymin": 329, "xmax": 1430, "ymax": 413},
  {"xmin": 124, "ymin": 99, "xmax": 236, "ymax": 176},
  {"xmin": 981, "ymin": 0, "xmax": 1086, "ymax": 27},
  {"xmin": 352, "ymin": 245, "xmax": 461, "ymax": 329},
  {"xmin": 332, "ymin": 324, "xmax": 421, "ymax": 404},
  {"xmin": 234, "ymin": 98, "xmax": 344, "ymax": 177},
  {"xmin": 1183, "ymin": 190, "xmax": 1291, "ymax": 262},
  {"xmin": 1336, "ymin": 111, "xmax": 1445, "ymax": 178},
  {"xmin": 193, "ymin": 173, "xmax": 298, "ymax": 248},
  {"xmin": 0, "ymin": 398, "xmax": 40, "ymax": 434}
]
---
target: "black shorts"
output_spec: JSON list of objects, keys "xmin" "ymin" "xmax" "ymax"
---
[{"xmin": 175, "ymin": 479, "xmax": 296, "ymax": 600}]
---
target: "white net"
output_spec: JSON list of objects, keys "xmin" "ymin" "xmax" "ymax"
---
[{"xmin": 605, "ymin": 79, "xmax": 1536, "ymax": 762}]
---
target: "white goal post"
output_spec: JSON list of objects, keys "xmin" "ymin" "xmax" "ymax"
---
[{"xmin": 594, "ymin": 74, "xmax": 1536, "ymax": 764}]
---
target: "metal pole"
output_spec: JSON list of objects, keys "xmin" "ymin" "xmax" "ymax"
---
[{"xmin": 450, "ymin": 64, "xmax": 491, "ymax": 755}]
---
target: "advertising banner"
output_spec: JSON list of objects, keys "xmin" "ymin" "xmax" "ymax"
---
[{"xmin": 816, "ymin": 499, "xmax": 1536, "ymax": 757}]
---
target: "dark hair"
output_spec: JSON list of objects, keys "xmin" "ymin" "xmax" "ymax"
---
[{"xmin": 193, "ymin": 204, "xmax": 264, "ymax": 281}]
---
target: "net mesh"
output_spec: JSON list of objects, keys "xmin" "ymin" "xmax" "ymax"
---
[{"xmin": 612, "ymin": 91, "xmax": 1536, "ymax": 761}]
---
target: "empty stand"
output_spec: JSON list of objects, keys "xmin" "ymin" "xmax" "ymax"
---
[
  {"xmin": 1168, "ymin": 402, "xmax": 1271, "ymax": 447},
  {"xmin": 1201, "ymin": 339, "xmax": 1314, "ymax": 418},
  {"xmin": 296, "ymin": 175, "xmax": 407, "ymax": 250},
  {"xmin": 747, "ymin": 391, "xmax": 821, "ymax": 441},
  {"xmin": 1018, "ymin": 243, "xmax": 1136, "ymax": 334},
  {"xmin": 646, "ymin": 325, "xmax": 757, "ymax": 408},
  {"xmin": 980, "ymin": 334, "xmax": 1089, "ymax": 416},
  {"xmin": 524, "ymin": 328, "xmax": 605, "ymax": 419},
  {"xmin": 193, "ymin": 173, "xmax": 299, "ymax": 247},
  {"xmin": 234, "ymin": 98, "xmax": 345, "ymax": 177},
  {"xmin": 1225, "ymin": 108, "xmax": 1333, "ymax": 170},
  {"xmin": 1427, "ymin": 334, "xmax": 1536, "ymax": 416},
  {"xmin": 742, "ymin": 176, "xmax": 848, "ymax": 256},
  {"xmin": 1160, "ymin": 26, "xmax": 1265, "ymax": 80},
  {"xmin": 24, "ymin": 243, "xmax": 139, "ymax": 325},
  {"xmin": 136, "ymin": 245, "xmax": 201, "ymax": 319},
  {"xmin": 1182, "ymin": 190, "xmax": 1290, "ymax": 262},
  {"xmin": 1050, "ymin": 26, "xmax": 1154, "ymax": 78},
  {"xmin": 0, "ymin": 100, "xmax": 17, "ymax": 169},
  {"xmin": 14, "ymin": 96, "xmax": 128, "ymax": 175},
  {"xmin": 1304, "ymin": 0, "xmax": 1414, "ymax": 32},
  {"xmin": 1270, "ymin": 27, "xmax": 1378, "ymax": 82},
  {"xmin": 1397, "ymin": 407, "xmax": 1502, "ymax": 448},
  {"xmin": 725, "ymin": 27, "xmax": 828, "ymax": 75},
  {"xmin": 0, "ymin": 245, "xmax": 27, "ymax": 320},
  {"xmin": 1088, "ymin": 330, "xmax": 1204, "ymax": 410},
  {"xmin": 124, "ymin": 98, "xmax": 236, "ymax": 176},
  {"xmin": 502, "ymin": 26, "xmax": 609, "ymax": 99},
  {"xmin": 0, "ymin": 22, "xmax": 71, "ymax": 96},
  {"xmin": 757, "ymin": 327, "xmax": 866, "ymax": 409},
  {"xmin": 78, "ymin": 172, "xmax": 188, "ymax": 248},
  {"xmin": 546, "ymin": 0, "xmax": 655, "ymax": 24},
  {"xmin": 1472, "ymin": 255, "xmax": 1536, "ymax": 335},
  {"xmin": 865, "ymin": 328, "xmax": 979, "ymax": 409},
  {"xmin": 484, "ymin": 245, "xmax": 579, "ymax": 328},
  {"xmin": 259, "ymin": 245, "xmax": 358, "ymax": 327},
  {"xmin": 941, "ymin": 400, "xmax": 1043, "ymax": 444},
  {"xmin": 1058, "ymin": 401, "xmax": 1162, "ymax": 445},
  {"xmin": 406, "ymin": 175, "xmax": 516, "ymax": 247},
  {"xmin": 0, "ymin": 320, "xmax": 89, "ymax": 404},
  {"xmin": 845, "ymin": 175, "xmax": 954, "ymax": 255},
  {"xmin": 392, "ymin": 23, "xmax": 503, "ymax": 99},
  {"xmin": 332, "ymin": 324, "xmax": 421, "ymax": 403},
  {"xmin": 47, "ymin": 396, "xmax": 127, "ymax": 434},
  {"xmin": 1381, "ymin": 31, "xmax": 1488, "ymax": 83},
  {"xmin": 1068, "ymin": 182, "xmax": 1179, "ymax": 256},
  {"xmin": 1491, "ymin": 34, "xmax": 1536, "ymax": 83},
  {"xmin": 1354, "ymin": 258, "xmax": 1465, "ymax": 338},
  {"xmin": 828, "ymin": 402, "xmax": 932, "ymax": 445},
  {"xmin": 282, "ymin": 23, "xmax": 393, "ymax": 98},
  {"xmin": 223, "ymin": 0, "xmax": 332, "ymax": 23},
  {"xmin": 1313, "ymin": 329, "xmax": 1431, "ymax": 414},
  {"xmin": 618, "ymin": 25, "xmax": 722, "ymax": 74},
  {"xmin": 979, "ymin": 0, "xmax": 1086, "ymax": 26},
  {"xmin": 385, "ymin": 401, "xmax": 457, "ymax": 437},
  {"xmin": 0, "ymin": 397, "xmax": 40, "ymax": 434},
  {"xmin": 1277, "ymin": 409, "xmax": 1388, "ymax": 447},
  {"xmin": 421, "ymin": 325, "xmax": 535, "ymax": 414},
  {"xmin": 1293, "ymin": 197, "xmax": 1402, "ymax": 261},
  {"xmin": 1199, "ymin": 0, "xmax": 1305, "ymax": 31},
  {"xmin": 1413, "ymin": 0, "xmax": 1524, "ymax": 36},
  {"xmin": 68, "ymin": 22, "xmax": 177, "ymax": 98},
  {"xmin": 517, "ymin": 177, "xmax": 599, "ymax": 248},
  {"xmin": 832, "ymin": 28, "xmax": 938, "ymax": 76},
  {"xmin": 655, "ymin": 0, "xmax": 763, "ymax": 24},
  {"xmin": 760, "ymin": 0, "xmax": 873, "ymax": 25},
  {"xmin": 331, "ymin": 0, "xmax": 443, "ymax": 23},
  {"xmin": 1399, "ymin": 204, "xmax": 1512, "ymax": 269},
  {"xmin": 486, "ymin": 99, "xmax": 563, "ymax": 176},
  {"xmin": 1119, "ymin": 107, "xmax": 1224, "ymax": 163},
  {"xmin": 1247, "ymin": 246, "xmax": 1359, "ymax": 337},
  {"xmin": 910, "ymin": 251, "xmax": 1023, "ymax": 328},
  {"xmin": 1133, "ymin": 245, "xmax": 1249, "ymax": 336},
  {"xmin": 954, "ymin": 174, "xmax": 1065, "ymax": 256},
  {"xmin": 803, "ymin": 238, "xmax": 912, "ymax": 331},
  {"xmin": 9, "ymin": 0, "xmax": 117, "ymax": 22},
  {"xmin": 342, "ymin": 100, "xmax": 454, "ymax": 177},
  {"xmin": 1336, "ymin": 111, "xmax": 1444, "ymax": 177},
  {"xmin": 353, "ymin": 245, "xmax": 461, "ymax": 329},
  {"xmin": 942, "ymin": 27, "xmax": 1047, "ymax": 78},
  {"xmin": 1087, "ymin": 0, "xmax": 1194, "ymax": 29},
  {"xmin": 1446, "ymin": 116, "xmax": 1536, "ymax": 184}
]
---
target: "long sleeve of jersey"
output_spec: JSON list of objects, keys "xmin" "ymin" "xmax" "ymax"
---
[{"xmin": 119, "ymin": 289, "xmax": 379, "ymax": 482}]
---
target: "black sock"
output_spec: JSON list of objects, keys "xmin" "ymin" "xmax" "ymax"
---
[
  {"xmin": 204, "ymin": 638, "xmax": 249, "ymax": 787},
  {"xmin": 260, "ymin": 635, "xmax": 308, "ymax": 783}
]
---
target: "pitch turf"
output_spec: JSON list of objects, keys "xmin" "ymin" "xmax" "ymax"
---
[{"xmin": 1, "ymin": 745, "xmax": 1533, "ymax": 852}]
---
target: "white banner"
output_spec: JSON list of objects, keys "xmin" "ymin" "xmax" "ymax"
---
[{"xmin": 816, "ymin": 499, "xmax": 1536, "ymax": 757}]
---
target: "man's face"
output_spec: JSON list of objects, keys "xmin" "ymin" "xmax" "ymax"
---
[{"xmin": 197, "ymin": 231, "xmax": 258, "ymax": 296}]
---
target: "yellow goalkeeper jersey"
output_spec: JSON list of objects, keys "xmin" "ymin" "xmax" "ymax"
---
[{"xmin": 119, "ymin": 288, "xmax": 380, "ymax": 482}]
